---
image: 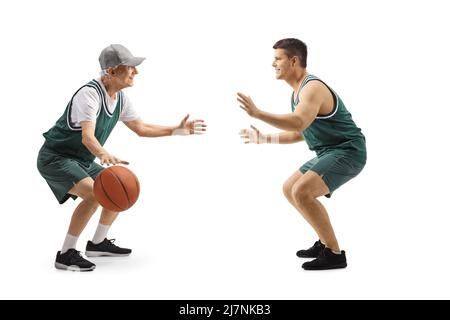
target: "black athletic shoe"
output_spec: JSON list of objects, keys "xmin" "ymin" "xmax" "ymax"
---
[
  {"xmin": 302, "ymin": 247, "xmax": 347, "ymax": 270},
  {"xmin": 85, "ymin": 238, "xmax": 132, "ymax": 257},
  {"xmin": 296, "ymin": 240, "xmax": 325, "ymax": 258},
  {"xmin": 55, "ymin": 249, "xmax": 96, "ymax": 272}
]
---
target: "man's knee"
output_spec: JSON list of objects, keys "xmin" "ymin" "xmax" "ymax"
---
[
  {"xmin": 283, "ymin": 180, "xmax": 294, "ymax": 199},
  {"xmin": 80, "ymin": 192, "xmax": 99, "ymax": 209},
  {"xmin": 292, "ymin": 184, "xmax": 313, "ymax": 206}
]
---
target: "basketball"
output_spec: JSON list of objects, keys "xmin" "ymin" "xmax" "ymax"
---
[{"xmin": 93, "ymin": 166, "xmax": 140, "ymax": 212}]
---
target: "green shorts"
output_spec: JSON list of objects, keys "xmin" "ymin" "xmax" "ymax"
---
[
  {"xmin": 300, "ymin": 152, "xmax": 366, "ymax": 198},
  {"xmin": 37, "ymin": 144, "xmax": 104, "ymax": 204}
]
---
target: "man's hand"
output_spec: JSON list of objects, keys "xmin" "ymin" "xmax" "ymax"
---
[
  {"xmin": 237, "ymin": 92, "xmax": 261, "ymax": 118},
  {"xmin": 98, "ymin": 152, "xmax": 129, "ymax": 166},
  {"xmin": 239, "ymin": 125, "xmax": 268, "ymax": 144},
  {"xmin": 172, "ymin": 114, "xmax": 207, "ymax": 136}
]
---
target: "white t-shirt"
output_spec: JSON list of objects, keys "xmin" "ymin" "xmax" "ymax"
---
[{"xmin": 70, "ymin": 78, "xmax": 139, "ymax": 126}]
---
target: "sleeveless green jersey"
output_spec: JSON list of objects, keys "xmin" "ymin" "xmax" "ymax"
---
[
  {"xmin": 43, "ymin": 79, "xmax": 123, "ymax": 164},
  {"xmin": 291, "ymin": 75, "xmax": 366, "ymax": 161}
]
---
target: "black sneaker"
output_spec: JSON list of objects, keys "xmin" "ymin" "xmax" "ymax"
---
[
  {"xmin": 85, "ymin": 238, "xmax": 132, "ymax": 257},
  {"xmin": 55, "ymin": 249, "xmax": 96, "ymax": 272},
  {"xmin": 302, "ymin": 247, "xmax": 347, "ymax": 270},
  {"xmin": 296, "ymin": 240, "xmax": 325, "ymax": 258}
]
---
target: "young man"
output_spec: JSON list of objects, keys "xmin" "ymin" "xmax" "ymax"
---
[
  {"xmin": 37, "ymin": 44, "xmax": 207, "ymax": 271},
  {"xmin": 238, "ymin": 38, "xmax": 366, "ymax": 270}
]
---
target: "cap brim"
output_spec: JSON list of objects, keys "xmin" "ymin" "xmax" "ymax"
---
[{"xmin": 123, "ymin": 57, "xmax": 146, "ymax": 67}]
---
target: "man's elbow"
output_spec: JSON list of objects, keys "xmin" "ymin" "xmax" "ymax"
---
[
  {"xmin": 81, "ymin": 135, "xmax": 93, "ymax": 147},
  {"xmin": 293, "ymin": 118, "xmax": 304, "ymax": 132},
  {"xmin": 294, "ymin": 133, "xmax": 304, "ymax": 142},
  {"xmin": 134, "ymin": 126, "xmax": 146, "ymax": 137}
]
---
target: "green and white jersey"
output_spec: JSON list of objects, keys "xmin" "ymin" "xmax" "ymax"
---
[
  {"xmin": 43, "ymin": 79, "xmax": 125, "ymax": 164},
  {"xmin": 70, "ymin": 78, "xmax": 138, "ymax": 126},
  {"xmin": 291, "ymin": 75, "xmax": 366, "ymax": 161}
]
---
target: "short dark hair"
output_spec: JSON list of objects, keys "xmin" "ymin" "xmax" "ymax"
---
[{"xmin": 273, "ymin": 38, "xmax": 307, "ymax": 68}]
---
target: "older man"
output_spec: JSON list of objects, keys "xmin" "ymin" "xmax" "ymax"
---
[{"xmin": 38, "ymin": 44, "xmax": 206, "ymax": 271}]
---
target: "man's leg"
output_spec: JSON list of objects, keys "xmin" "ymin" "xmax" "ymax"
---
[
  {"xmin": 90, "ymin": 208, "xmax": 120, "ymax": 244},
  {"xmin": 54, "ymin": 177, "xmax": 98, "ymax": 271},
  {"xmin": 282, "ymin": 170, "xmax": 303, "ymax": 207},
  {"xmin": 66, "ymin": 177, "xmax": 99, "ymax": 237},
  {"xmin": 290, "ymin": 170, "xmax": 340, "ymax": 252},
  {"xmin": 99, "ymin": 208, "xmax": 120, "ymax": 225},
  {"xmin": 59, "ymin": 176, "xmax": 98, "ymax": 254},
  {"xmin": 85, "ymin": 205, "xmax": 131, "ymax": 257},
  {"xmin": 283, "ymin": 170, "xmax": 325, "ymax": 244}
]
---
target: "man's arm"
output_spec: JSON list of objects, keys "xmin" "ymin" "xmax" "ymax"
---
[
  {"xmin": 124, "ymin": 115, "xmax": 206, "ymax": 137},
  {"xmin": 237, "ymin": 82, "xmax": 323, "ymax": 132},
  {"xmin": 124, "ymin": 119, "xmax": 176, "ymax": 137},
  {"xmin": 81, "ymin": 121, "xmax": 129, "ymax": 165},
  {"xmin": 276, "ymin": 131, "xmax": 304, "ymax": 144},
  {"xmin": 240, "ymin": 125, "xmax": 304, "ymax": 144}
]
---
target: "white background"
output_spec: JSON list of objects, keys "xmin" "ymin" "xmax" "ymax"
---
[{"xmin": 0, "ymin": 0, "xmax": 449, "ymax": 299}]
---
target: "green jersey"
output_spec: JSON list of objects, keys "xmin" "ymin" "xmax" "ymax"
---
[
  {"xmin": 43, "ymin": 79, "xmax": 123, "ymax": 164},
  {"xmin": 291, "ymin": 75, "xmax": 366, "ymax": 161}
]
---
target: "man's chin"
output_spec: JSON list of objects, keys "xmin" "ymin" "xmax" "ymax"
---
[{"xmin": 120, "ymin": 83, "xmax": 133, "ymax": 90}]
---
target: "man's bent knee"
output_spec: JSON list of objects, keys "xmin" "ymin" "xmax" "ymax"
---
[
  {"xmin": 82, "ymin": 196, "xmax": 99, "ymax": 208},
  {"xmin": 292, "ymin": 184, "xmax": 314, "ymax": 207},
  {"xmin": 283, "ymin": 180, "xmax": 294, "ymax": 199}
]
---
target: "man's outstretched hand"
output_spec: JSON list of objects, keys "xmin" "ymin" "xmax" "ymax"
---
[
  {"xmin": 237, "ymin": 92, "xmax": 261, "ymax": 118},
  {"xmin": 239, "ymin": 125, "xmax": 268, "ymax": 144},
  {"xmin": 173, "ymin": 114, "xmax": 207, "ymax": 135}
]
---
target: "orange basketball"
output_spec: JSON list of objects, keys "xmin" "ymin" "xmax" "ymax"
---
[{"xmin": 93, "ymin": 166, "xmax": 140, "ymax": 212}]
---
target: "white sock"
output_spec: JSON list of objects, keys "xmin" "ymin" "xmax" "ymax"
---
[
  {"xmin": 61, "ymin": 234, "xmax": 79, "ymax": 254},
  {"xmin": 92, "ymin": 223, "xmax": 111, "ymax": 244}
]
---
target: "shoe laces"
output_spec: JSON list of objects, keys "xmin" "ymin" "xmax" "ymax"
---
[
  {"xmin": 106, "ymin": 238, "xmax": 117, "ymax": 248},
  {"xmin": 70, "ymin": 250, "xmax": 86, "ymax": 262},
  {"xmin": 307, "ymin": 241, "xmax": 321, "ymax": 251}
]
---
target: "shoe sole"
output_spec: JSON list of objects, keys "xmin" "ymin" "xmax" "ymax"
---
[
  {"xmin": 55, "ymin": 262, "xmax": 96, "ymax": 272},
  {"xmin": 302, "ymin": 262, "xmax": 347, "ymax": 271},
  {"xmin": 85, "ymin": 251, "xmax": 131, "ymax": 257}
]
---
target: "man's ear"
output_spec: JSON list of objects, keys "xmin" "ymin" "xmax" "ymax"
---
[{"xmin": 106, "ymin": 67, "xmax": 115, "ymax": 76}]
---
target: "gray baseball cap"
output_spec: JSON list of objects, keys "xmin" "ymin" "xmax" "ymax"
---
[{"xmin": 99, "ymin": 44, "xmax": 146, "ymax": 70}]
